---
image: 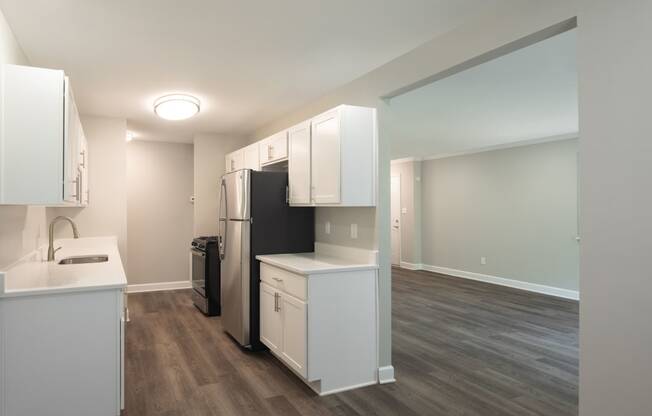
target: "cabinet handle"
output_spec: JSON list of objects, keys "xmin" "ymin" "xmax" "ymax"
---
[
  {"xmin": 274, "ymin": 292, "xmax": 278, "ymax": 312},
  {"xmin": 79, "ymin": 150, "xmax": 86, "ymax": 168},
  {"xmin": 272, "ymin": 277, "xmax": 283, "ymax": 282}
]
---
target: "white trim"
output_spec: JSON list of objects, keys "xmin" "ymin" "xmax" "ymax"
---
[
  {"xmin": 422, "ymin": 264, "xmax": 579, "ymax": 300},
  {"xmin": 421, "ymin": 132, "xmax": 579, "ymax": 162},
  {"xmin": 316, "ymin": 380, "xmax": 379, "ymax": 396},
  {"xmin": 126, "ymin": 281, "xmax": 192, "ymax": 294},
  {"xmin": 398, "ymin": 261, "xmax": 423, "ymax": 270},
  {"xmin": 378, "ymin": 366, "xmax": 396, "ymax": 384}
]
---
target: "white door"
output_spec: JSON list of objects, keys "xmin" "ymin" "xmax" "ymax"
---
[
  {"xmin": 311, "ymin": 110, "xmax": 340, "ymax": 204},
  {"xmin": 243, "ymin": 144, "xmax": 259, "ymax": 170},
  {"xmin": 391, "ymin": 176, "xmax": 401, "ymax": 266},
  {"xmin": 288, "ymin": 121, "xmax": 311, "ymax": 204},
  {"xmin": 259, "ymin": 283, "xmax": 282, "ymax": 353},
  {"xmin": 280, "ymin": 293, "xmax": 307, "ymax": 378}
]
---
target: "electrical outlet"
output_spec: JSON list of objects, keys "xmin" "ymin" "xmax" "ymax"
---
[
  {"xmin": 401, "ymin": 207, "xmax": 408, "ymax": 214},
  {"xmin": 351, "ymin": 223, "xmax": 358, "ymax": 239},
  {"xmin": 325, "ymin": 221, "xmax": 331, "ymax": 235},
  {"xmin": 481, "ymin": 257, "xmax": 487, "ymax": 265}
]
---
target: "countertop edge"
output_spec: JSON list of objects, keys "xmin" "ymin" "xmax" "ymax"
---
[
  {"xmin": 0, "ymin": 281, "xmax": 127, "ymax": 299},
  {"xmin": 255, "ymin": 255, "xmax": 379, "ymax": 276}
]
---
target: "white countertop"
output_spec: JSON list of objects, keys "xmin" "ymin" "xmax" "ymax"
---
[
  {"xmin": 0, "ymin": 236, "xmax": 127, "ymax": 298},
  {"xmin": 256, "ymin": 252, "xmax": 379, "ymax": 275}
]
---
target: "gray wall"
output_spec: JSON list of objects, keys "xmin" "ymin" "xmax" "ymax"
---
[
  {"xmin": 126, "ymin": 141, "xmax": 193, "ymax": 285},
  {"xmin": 578, "ymin": 1, "xmax": 652, "ymax": 414},
  {"xmin": 390, "ymin": 160, "xmax": 422, "ymax": 265},
  {"xmin": 193, "ymin": 133, "xmax": 246, "ymax": 237},
  {"xmin": 49, "ymin": 116, "xmax": 129, "ymax": 269},
  {"xmin": 421, "ymin": 139, "xmax": 579, "ymax": 291}
]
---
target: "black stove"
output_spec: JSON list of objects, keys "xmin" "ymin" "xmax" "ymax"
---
[{"xmin": 191, "ymin": 236, "xmax": 220, "ymax": 316}]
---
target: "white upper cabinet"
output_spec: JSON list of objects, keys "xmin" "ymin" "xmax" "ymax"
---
[
  {"xmin": 309, "ymin": 105, "xmax": 376, "ymax": 206},
  {"xmin": 225, "ymin": 150, "xmax": 244, "ymax": 173},
  {"xmin": 0, "ymin": 64, "xmax": 87, "ymax": 206},
  {"xmin": 288, "ymin": 121, "xmax": 311, "ymax": 205},
  {"xmin": 311, "ymin": 109, "xmax": 341, "ymax": 204},
  {"xmin": 259, "ymin": 131, "xmax": 288, "ymax": 166},
  {"xmin": 225, "ymin": 104, "xmax": 377, "ymax": 207},
  {"xmin": 79, "ymin": 133, "xmax": 89, "ymax": 207},
  {"xmin": 243, "ymin": 143, "xmax": 260, "ymax": 170}
]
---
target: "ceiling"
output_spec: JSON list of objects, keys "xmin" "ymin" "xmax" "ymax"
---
[
  {"xmin": 0, "ymin": 0, "xmax": 499, "ymax": 143},
  {"xmin": 388, "ymin": 29, "xmax": 578, "ymax": 159}
]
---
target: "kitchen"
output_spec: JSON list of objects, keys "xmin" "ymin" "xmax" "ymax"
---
[{"xmin": 0, "ymin": 59, "xmax": 382, "ymax": 414}]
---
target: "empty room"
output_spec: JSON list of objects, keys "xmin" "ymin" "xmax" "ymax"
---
[{"xmin": 389, "ymin": 29, "xmax": 580, "ymax": 415}]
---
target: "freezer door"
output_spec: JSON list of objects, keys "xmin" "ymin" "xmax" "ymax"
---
[
  {"xmin": 221, "ymin": 219, "xmax": 251, "ymax": 346},
  {"xmin": 223, "ymin": 169, "xmax": 251, "ymax": 220}
]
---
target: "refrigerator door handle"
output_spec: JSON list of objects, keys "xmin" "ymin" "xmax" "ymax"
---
[{"xmin": 218, "ymin": 178, "xmax": 228, "ymax": 260}]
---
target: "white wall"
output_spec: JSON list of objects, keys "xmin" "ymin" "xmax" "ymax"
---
[
  {"xmin": 49, "ymin": 116, "xmax": 128, "ymax": 268},
  {"xmin": 0, "ymin": 8, "xmax": 49, "ymax": 268},
  {"xmin": 193, "ymin": 133, "xmax": 246, "ymax": 237},
  {"xmin": 578, "ymin": 1, "xmax": 652, "ymax": 415},
  {"xmin": 421, "ymin": 139, "xmax": 579, "ymax": 291},
  {"xmin": 127, "ymin": 141, "xmax": 193, "ymax": 285}
]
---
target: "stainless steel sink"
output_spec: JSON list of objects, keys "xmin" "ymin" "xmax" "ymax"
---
[{"xmin": 58, "ymin": 255, "xmax": 108, "ymax": 265}]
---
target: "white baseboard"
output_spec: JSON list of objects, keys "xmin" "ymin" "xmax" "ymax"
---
[
  {"xmin": 398, "ymin": 261, "xmax": 423, "ymax": 270},
  {"xmin": 421, "ymin": 264, "xmax": 579, "ymax": 300},
  {"xmin": 378, "ymin": 366, "xmax": 396, "ymax": 384},
  {"xmin": 127, "ymin": 280, "xmax": 192, "ymax": 293}
]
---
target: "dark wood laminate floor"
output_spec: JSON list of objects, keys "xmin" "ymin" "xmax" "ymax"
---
[{"xmin": 124, "ymin": 267, "xmax": 579, "ymax": 416}]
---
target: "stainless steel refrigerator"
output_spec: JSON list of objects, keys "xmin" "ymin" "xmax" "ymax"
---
[{"xmin": 218, "ymin": 169, "xmax": 314, "ymax": 350}]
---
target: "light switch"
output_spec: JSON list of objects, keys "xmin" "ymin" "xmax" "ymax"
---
[
  {"xmin": 325, "ymin": 221, "xmax": 331, "ymax": 235},
  {"xmin": 350, "ymin": 223, "xmax": 358, "ymax": 239},
  {"xmin": 481, "ymin": 257, "xmax": 487, "ymax": 265}
]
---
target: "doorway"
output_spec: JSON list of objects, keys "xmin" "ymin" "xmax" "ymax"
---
[{"xmin": 390, "ymin": 175, "xmax": 401, "ymax": 266}]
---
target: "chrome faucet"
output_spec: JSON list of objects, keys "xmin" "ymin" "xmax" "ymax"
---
[{"xmin": 48, "ymin": 216, "xmax": 80, "ymax": 261}]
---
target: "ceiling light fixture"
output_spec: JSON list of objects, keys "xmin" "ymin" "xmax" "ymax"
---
[{"xmin": 153, "ymin": 94, "xmax": 200, "ymax": 121}]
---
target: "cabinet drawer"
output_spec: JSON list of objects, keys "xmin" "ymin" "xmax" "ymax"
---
[{"xmin": 260, "ymin": 263, "xmax": 306, "ymax": 301}]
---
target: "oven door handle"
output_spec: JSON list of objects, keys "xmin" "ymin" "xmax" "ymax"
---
[{"xmin": 191, "ymin": 248, "xmax": 206, "ymax": 257}]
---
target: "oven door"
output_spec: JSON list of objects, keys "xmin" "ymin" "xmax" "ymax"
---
[{"xmin": 191, "ymin": 248, "xmax": 207, "ymax": 297}]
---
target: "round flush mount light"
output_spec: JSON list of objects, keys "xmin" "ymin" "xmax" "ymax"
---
[{"xmin": 153, "ymin": 94, "xmax": 200, "ymax": 120}]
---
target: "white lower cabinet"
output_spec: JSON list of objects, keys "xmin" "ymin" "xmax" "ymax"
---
[
  {"xmin": 259, "ymin": 261, "xmax": 377, "ymax": 395},
  {"xmin": 280, "ymin": 294, "xmax": 307, "ymax": 376},
  {"xmin": 260, "ymin": 282, "xmax": 307, "ymax": 377},
  {"xmin": 0, "ymin": 288, "xmax": 124, "ymax": 416},
  {"xmin": 260, "ymin": 282, "xmax": 283, "ymax": 353}
]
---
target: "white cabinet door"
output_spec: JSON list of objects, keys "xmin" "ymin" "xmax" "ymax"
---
[
  {"xmin": 280, "ymin": 293, "xmax": 307, "ymax": 378},
  {"xmin": 80, "ymin": 133, "xmax": 89, "ymax": 206},
  {"xmin": 243, "ymin": 143, "xmax": 259, "ymax": 170},
  {"xmin": 64, "ymin": 83, "xmax": 82, "ymax": 204},
  {"xmin": 260, "ymin": 283, "xmax": 283, "ymax": 354},
  {"xmin": 288, "ymin": 121, "xmax": 311, "ymax": 205},
  {"xmin": 0, "ymin": 65, "xmax": 66, "ymax": 205},
  {"xmin": 225, "ymin": 150, "xmax": 244, "ymax": 173},
  {"xmin": 311, "ymin": 109, "xmax": 341, "ymax": 204},
  {"xmin": 259, "ymin": 131, "xmax": 288, "ymax": 165}
]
